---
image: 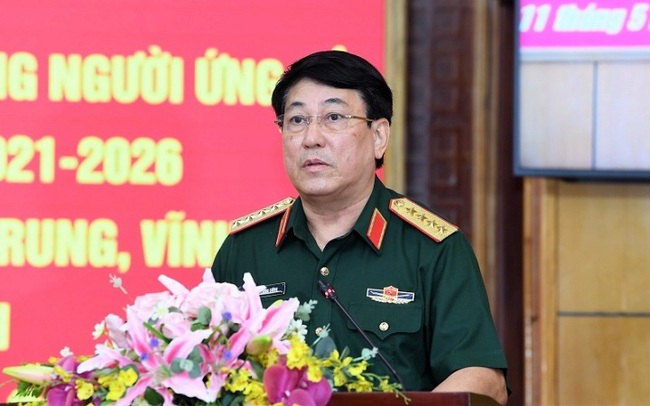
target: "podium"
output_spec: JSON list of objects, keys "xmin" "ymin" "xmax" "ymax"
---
[
  {"xmin": 1, "ymin": 392, "xmax": 499, "ymax": 406},
  {"xmin": 329, "ymin": 392, "xmax": 499, "ymax": 405}
]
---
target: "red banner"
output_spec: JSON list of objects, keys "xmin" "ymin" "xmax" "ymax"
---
[{"xmin": 0, "ymin": 1, "xmax": 385, "ymax": 400}]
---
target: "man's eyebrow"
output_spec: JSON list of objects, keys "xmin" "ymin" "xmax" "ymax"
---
[
  {"xmin": 285, "ymin": 101, "xmax": 306, "ymax": 111},
  {"xmin": 285, "ymin": 97, "xmax": 349, "ymax": 112},
  {"xmin": 322, "ymin": 97, "xmax": 348, "ymax": 106}
]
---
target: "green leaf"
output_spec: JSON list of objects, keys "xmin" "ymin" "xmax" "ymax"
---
[
  {"xmin": 248, "ymin": 359, "xmax": 265, "ymax": 379},
  {"xmin": 220, "ymin": 391, "xmax": 245, "ymax": 406},
  {"xmin": 15, "ymin": 380, "xmax": 44, "ymax": 398},
  {"xmin": 170, "ymin": 358, "xmax": 181, "ymax": 373},
  {"xmin": 314, "ymin": 335, "xmax": 336, "ymax": 358},
  {"xmin": 189, "ymin": 365, "xmax": 202, "ymax": 379},
  {"xmin": 144, "ymin": 387, "xmax": 165, "ymax": 406},
  {"xmin": 171, "ymin": 347, "xmax": 203, "ymax": 379},
  {"xmin": 188, "ymin": 346, "xmax": 202, "ymax": 363},
  {"xmin": 170, "ymin": 358, "xmax": 189, "ymax": 374},
  {"xmin": 143, "ymin": 321, "xmax": 171, "ymax": 344},
  {"xmin": 197, "ymin": 306, "xmax": 212, "ymax": 325}
]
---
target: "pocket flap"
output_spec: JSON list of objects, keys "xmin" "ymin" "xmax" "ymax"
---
[{"xmin": 348, "ymin": 302, "xmax": 422, "ymax": 340}]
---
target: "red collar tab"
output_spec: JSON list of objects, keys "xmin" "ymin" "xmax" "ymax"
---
[
  {"xmin": 367, "ymin": 208, "xmax": 387, "ymax": 250},
  {"xmin": 275, "ymin": 205, "xmax": 292, "ymax": 248}
]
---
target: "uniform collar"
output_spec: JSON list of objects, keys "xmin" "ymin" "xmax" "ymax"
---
[
  {"xmin": 352, "ymin": 176, "xmax": 392, "ymax": 253},
  {"xmin": 275, "ymin": 176, "xmax": 392, "ymax": 253}
]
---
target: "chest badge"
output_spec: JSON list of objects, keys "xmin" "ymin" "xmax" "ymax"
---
[
  {"xmin": 259, "ymin": 282, "xmax": 286, "ymax": 298},
  {"xmin": 366, "ymin": 286, "xmax": 415, "ymax": 304}
]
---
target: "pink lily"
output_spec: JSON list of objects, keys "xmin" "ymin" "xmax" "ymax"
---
[
  {"xmin": 181, "ymin": 278, "xmax": 241, "ymax": 324},
  {"xmin": 77, "ymin": 344, "xmax": 133, "ymax": 372},
  {"xmin": 104, "ymin": 314, "xmax": 128, "ymax": 348},
  {"xmin": 158, "ymin": 274, "xmax": 190, "ymax": 298},
  {"xmin": 123, "ymin": 305, "xmax": 218, "ymax": 402},
  {"xmin": 226, "ymin": 274, "xmax": 299, "ymax": 359}
]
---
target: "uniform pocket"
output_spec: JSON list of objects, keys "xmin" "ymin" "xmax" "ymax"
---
[{"xmin": 348, "ymin": 302, "xmax": 422, "ymax": 340}]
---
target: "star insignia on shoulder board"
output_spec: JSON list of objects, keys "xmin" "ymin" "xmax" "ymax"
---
[
  {"xmin": 389, "ymin": 198, "xmax": 458, "ymax": 242},
  {"xmin": 230, "ymin": 197, "xmax": 295, "ymax": 234}
]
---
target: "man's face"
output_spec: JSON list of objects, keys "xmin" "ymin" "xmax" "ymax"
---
[{"xmin": 280, "ymin": 79, "xmax": 389, "ymax": 204}]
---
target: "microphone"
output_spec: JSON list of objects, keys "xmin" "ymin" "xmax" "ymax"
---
[{"xmin": 317, "ymin": 279, "xmax": 405, "ymax": 389}]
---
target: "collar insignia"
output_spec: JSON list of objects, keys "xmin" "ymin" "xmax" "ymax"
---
[
  {"xmin": 366, "ymin": 286, "xmax": 415, "ymax": 304},
  {"xmin": 259, "ymin": 282, "xmax": 286, "ymax": 298},
  {"xmin": 366, "ymin": 208, "xmax": 387, "ymax": 250},
  {"xmin": 275, "ymin": 205, "xmax": 292, "ymax": 247}
]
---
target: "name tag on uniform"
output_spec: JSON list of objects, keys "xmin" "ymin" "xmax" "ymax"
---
[{"xmin": 259, "ymin": 282, "xmax": 286, "ymax": 297}]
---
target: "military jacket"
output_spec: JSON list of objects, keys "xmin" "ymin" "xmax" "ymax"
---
[{"xmin": 211, "ymin": 177, "xmax": 508, "ymax": 390}]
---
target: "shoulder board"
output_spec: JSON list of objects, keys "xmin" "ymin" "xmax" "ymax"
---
[
  {"xmin": 230, "ymin": 197, "xmax": 295, "ymax": 234},
  {"xmin": 389, "ymin": 198, "xmax": 458, "ymax": 242}
]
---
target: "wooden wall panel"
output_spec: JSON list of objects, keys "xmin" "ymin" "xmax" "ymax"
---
[
  {"xmin": 525, "ymin": 179, "xmax": 650, "ymax": 405},
  {"xmin": 523, "ymin": 178, "xmax": 558, "ymax": 406},
  {"xmin": 557, "ymin": 182, "xmax": 650, "ymax": 312},
  {"xmin": 558, "ymin": 317, "xmax": 650, "ymax": 405}
]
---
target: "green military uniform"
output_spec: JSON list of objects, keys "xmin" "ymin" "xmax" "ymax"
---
[{"xmin": 211, "ymin": 177, "xmax": 508, "ymax": 390}]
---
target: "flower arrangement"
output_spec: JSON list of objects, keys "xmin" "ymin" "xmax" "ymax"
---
[{"xmin": 2, "ymin": 270, "xmax": 404, "ymax": 405}]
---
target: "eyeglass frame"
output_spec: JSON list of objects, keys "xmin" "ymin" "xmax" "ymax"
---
[{"xmin": 274, "ymin": 113, "xmax": 375, "ymax": 133}]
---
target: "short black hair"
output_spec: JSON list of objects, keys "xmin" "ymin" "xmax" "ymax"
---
[{"xmin": 271, "ymin": 50, "xmax": 393, "ymax": 168}]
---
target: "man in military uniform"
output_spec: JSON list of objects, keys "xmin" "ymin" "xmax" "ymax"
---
[{"xmin": 211, "ymin": 50, "xmax": 508, "ymax": 404}]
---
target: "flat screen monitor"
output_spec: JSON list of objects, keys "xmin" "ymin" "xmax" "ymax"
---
[{"xmin": 514, "ymin": 0, "xmax": 650, "ymax": 180}]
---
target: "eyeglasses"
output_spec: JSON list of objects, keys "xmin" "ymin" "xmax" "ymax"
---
[{"xmin": 274, "ymin": 112, "xmax": 374, "ymax": 134}]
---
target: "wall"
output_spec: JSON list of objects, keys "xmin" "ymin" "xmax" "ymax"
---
[{"xmin": 525, "ymin": 178, "xmax": 650, "ymax": 405}]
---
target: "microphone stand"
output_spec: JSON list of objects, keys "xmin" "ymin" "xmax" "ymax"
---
[{"xmin": 317, "ymin": 279, "xmax": 405, "ymax": 389}]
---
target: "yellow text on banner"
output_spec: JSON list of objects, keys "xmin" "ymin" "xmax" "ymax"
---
[{"xmin": 0, "ymin": 302, "xmax": 9, "ymax": 351}]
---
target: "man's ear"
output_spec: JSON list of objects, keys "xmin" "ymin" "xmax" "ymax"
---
[{"xmin": 372, "ymin": 118, "xmax": 390, "ymax": 160}]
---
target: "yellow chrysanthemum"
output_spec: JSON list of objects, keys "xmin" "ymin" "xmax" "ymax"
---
[
  {"xmin": 98, "ymin": 372, "xmax": 118, "ymax": 387},
  {"xmin": 347, "ymin": 376, "xmax": 373, "ymax": 392},
  {"xmin": 324, "ymin": 349, "xmax": 352, "ymax": 369},
  {"xmin": 119, "ymin": 368, "xmax": 138, "ymax": 387},
  {"xmin": 52, "ymin": 366, "xmax": 72, "ymax": 383},
  {"xmin": 345, "ymin": 360, "xmax": 368, "ymax": 377},
  {"xmin": 255, "ymin": 347, "xmax": 280, "ymax": 368},
  {"xmin": 225, "ymin": 368, "xmax": 254, "ymax": 393},
  {"xmin": 305, "ymin": 358, "xmax": 323, "ymax": 382},
  {"xmin": 332, "ymin": 368, "xmax": 348, "ymax": 387},
  {"xmin": 106, "ymin": 379, "xmax": 127, "ymax": 401},
  {"xmin": 75, "ymin": 379, "xmax": 94, "ymax": 400},
  {"xmin": 379, "ymin": 378, "xmax": 394, "ymax": 392},
  {"xmin": 286, "ymin": 336, "xmax": 310, "ymax": 369},
  {"xmin": 243, "ymin": 379, "xmax": 267, "ymax": 404}
]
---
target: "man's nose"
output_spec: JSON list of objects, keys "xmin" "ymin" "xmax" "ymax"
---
[{"xmin": 301, "ymin": 118, "xmax": 325, "ymax": 146}]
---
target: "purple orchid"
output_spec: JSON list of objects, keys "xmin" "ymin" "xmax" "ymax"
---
[
  {"xmin": 46, "ymin": 356, "xmax": 101, "ymax": 406},
  {"xmin": 264, "ymin": 363, "xmax": 332, "ymax": 406}
]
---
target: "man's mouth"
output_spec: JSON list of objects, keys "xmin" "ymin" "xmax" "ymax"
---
[{"xmin": 303, "ymin": 158, "xmax": 327, "ymax": 168}]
